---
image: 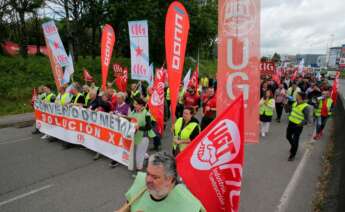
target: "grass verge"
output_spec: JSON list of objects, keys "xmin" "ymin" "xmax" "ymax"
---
[{"xmin": 312, "ymin": 122, "xmax": 335, "ymax": 212}]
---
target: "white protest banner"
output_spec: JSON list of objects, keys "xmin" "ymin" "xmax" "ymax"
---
[
  {"xmin": 128, "ymin": 20, "xmax": 150, "ymax": 81},
  {"xmin": 42, "ymin": 21, "xmax": 69, "ymax": 67},
  {"xmin": 34, "ymin": 101, "xmax": 135, "ymax": 169}
]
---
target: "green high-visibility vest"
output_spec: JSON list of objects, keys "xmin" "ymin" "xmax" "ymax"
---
[
  {"xmin": 61, "ymin": 93, "xmax": 70, "ymax": 106},
  {"xmin": 259, "ymin": 98, "xmax": 274, "ymax": 116},
  {"xmin": 55, "ymin": 93, "xmax": 70, "ymax": 106},
  {"xmin": 125, "ymin": 172, "xmax": 205, "ymax": 212},
  {"xmin": 131, "ymin": 90, "xmax": 140, "ymax": 99},
  {"xmin": 314, "ymin": 98, "xmax": 333, "ymax": 117},
  {"xmin": 84, "ymin": 93, "xmax": 90, "ymax": 106},
  {"xmin": 178, "ymin": 90, "xmax": 184, "ymax": 104},
  {"xmin": 166, "ymin": 88, "xmax": 171, "ymax": 100},
  {"xmin": 174, "ymin": 117, "xmax": 199, "ymax": 151},
  {"xmin": 73, "ymin": 93, "xmax": 82, "ymax": 104},
  {"xmin": 44, "ymin": 93, "xmax": 55, "ymax": 103},
  {"xmin": 289, "ymin": 102, "xmax": 309, "ymax": 124}
]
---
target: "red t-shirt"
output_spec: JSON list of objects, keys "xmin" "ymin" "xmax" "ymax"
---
[
  {"xmin": 184, "ymin": 92, "xmax": 200, "ymax": 108},
  {"xmin": 203, "ymin": 95, "xmax": 216, "ymax": 116}
]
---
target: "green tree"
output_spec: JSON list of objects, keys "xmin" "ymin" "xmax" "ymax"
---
[
  {"xmin": 8, "ymin": 0, "xmax": 44, "ymax": 56},
  {"xmin": 271, "ymin": 52, "xmax": 281, "ymax": 63}
]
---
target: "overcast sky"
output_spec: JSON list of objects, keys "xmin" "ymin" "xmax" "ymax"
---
[{"xmin": 261, "ymin": 0, "xmax": 345, "ymax": 56}]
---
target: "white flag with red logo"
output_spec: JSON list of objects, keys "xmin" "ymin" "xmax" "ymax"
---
[
  {"xmin": 148, "ymin": 67, "xmax": 166, "ymax": 136},
  {"xmin": 129, "ymin": 20, "xmax": 150, "ymax": 81},
  {"xmin": 42, "ymin": 21, "xmax": 69, "ymax": 67},
  {"xmin": 176, "ymin": 95, "xmax": 245, "ymax": 212}
]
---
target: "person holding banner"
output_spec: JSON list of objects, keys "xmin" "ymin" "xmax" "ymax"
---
[
  {"xmin": 286, "ymin": 92, "xmax": 310, "ymax": 161},
  {"xmin": 82, "ymin": 85, "xmax": 91, "ymax": 107},
  {"xmin": 113, "ymin": 92, "xmax": 131, "ymax": 117},
  {"xmin": 41, "ymin": 85, "xmax": 57, "ymax": 140},
  {"xmin": 172, "ymin": 107, "xmax": 200, "ymax": 156},
  {"xmin": 116, "ymin": 152, "xmax": 205, "ymax": 212},
  {"xmin": 259, "ymin": 90, "xmax": 275, "ymax": 137},
  {"xmin": 55, "ymin": 85, "xmax": 71, "ymax": 106},
  {"xmin": 70, "ymin": 84, "xmax": 85, "ymax": 107},
  {"xmin": 129, "ymin": 97, "xmax": 155, "ymax": 170},
  {"xmin": 37, "ymin": 85, "xmax": 47, "ymax": 101},
  {"xmin": 43, "ymin": 85, "xmax": 56, "ymax": 103}
]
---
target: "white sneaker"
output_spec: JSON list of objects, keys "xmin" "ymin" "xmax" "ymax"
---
[
  {"xmin": 261, "ymin": 132, "xmax": 266, "ymax": 137},
  {"xmin": 41, "ymin": 134, "xmax": 48, "ymax": 139}
]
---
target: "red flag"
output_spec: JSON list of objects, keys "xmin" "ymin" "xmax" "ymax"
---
[
  {"xmin": 188, "ymin": 64, "xmax": 199, "ymax": 90},
  {"xmin": 115, "ymin": 68, "xmax": 128, "ymax": 92},
  {"xmin": 165, "ymin": 1, "xmax": 190, "ymax": 123},
  {"xmin": 83, "ymin": 68, "xmax": 94, "ymax": 82},
  {"xmin": 101, "ymin": 24, "xmax": 116, "ymax": 91},
  {"xmin": 1, "ymin": 41, "xmax": 20, "ymax": 56},
  {"xmin": 39, "ymin": 46, "xmax": 48, "ymax": 56},
  {"xmin": 331, "ymin": 71, "xmax": 340, "ymax": 104},
  {"xmin": 31, "ymin": 88, "xmax": 38, "ymax": 106},
  {"xmin": 291, "ymin": 68, "xmax": 298, "ymax": 81},
  {"xmin": 148, "ymin": 67, "xmax": 166, "ymax": 136},
  {"xmin": 27, "ymin": 45, "xmax": 38, "ymax": 55},
  {"xmin": 260, "ymin": 62, "xmax": 276, "ymax": 76},
  {"xmin": 176, "ymin": 95, "xmax": 245, "ymax": 212},
  {"xmin": 272, "ymin": 69, "xmax": 281, "ymax": 85},
  {"xmin": 113, "ymin": 63, "xmax": 124, "ymax": 78},
  {"xmin": 217, "ymin": 0, "xmax": 260, "ymax": 143}
]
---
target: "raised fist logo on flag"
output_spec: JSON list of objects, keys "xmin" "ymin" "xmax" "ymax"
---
[{"xmin": 177, "ymin": 95, "xmax": 244, "ymax": 212}]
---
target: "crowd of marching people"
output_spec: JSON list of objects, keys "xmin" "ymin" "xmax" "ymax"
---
[
  {"xmin": 33, "ymin": 68, "xmax": 335, "ymax": 168},
  {"xmin": 32, "ymin": 75, "xmax": 217, "ymax": 169},
  {"xmin": 259, "ymin": 70, "xmax": 334, "ymax": 161},
  {"xmin": 30, "ymin": 68, "xmax": 337, "ymax": 211}
]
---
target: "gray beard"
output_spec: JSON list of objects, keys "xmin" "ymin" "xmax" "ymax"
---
[{"xmin": 147, "ymin": 185, "xmax": 171, "ymax": 200}]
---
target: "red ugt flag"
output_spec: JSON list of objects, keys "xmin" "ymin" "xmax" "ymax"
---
[
  {"xmin": 331, "ymin": 71, "xmax": 340, "ymax": 104},
  {"xmin": 188, "ymin": 64, "xmax": 199, "ymax": 90},
  {"xmin": 115, "ymin": 68, "xmax": 128, "ymax": 92},
  {"xmin": 148, "ymin": 67, "xmax": 166, "ymax": 136},
  {"xmin": 176, "ymin": 95, "xmax": 245, "ymax": 212},
  {"xmin": 83, "ymin": 68, "xmax": 94, "ymax": 82}
]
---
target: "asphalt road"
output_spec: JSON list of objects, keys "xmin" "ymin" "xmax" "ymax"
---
[{"xmin": 2, "ymin": 82, "xmax": 342, "ymax": 212}]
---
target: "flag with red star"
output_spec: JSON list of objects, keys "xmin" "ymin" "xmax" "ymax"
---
[{"xmin": 128, "ymin": 20, "xmax": 150, "ymax": 82}]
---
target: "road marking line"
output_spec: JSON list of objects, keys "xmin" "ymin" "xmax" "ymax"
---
[
  {"xmin": 0, "ymin": 137, "xmax": 32, "ymax": 145},
  {"xmin": 0, "ymin": 184, "xmax": 53, "ymax": 207},
  {"xmin": 275, "ymin": 139, "xmax": 315, "ymax": 212}
]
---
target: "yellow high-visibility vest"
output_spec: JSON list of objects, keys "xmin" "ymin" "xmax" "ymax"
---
[
  {"xmin": 174, "ymin": 117, "xmax": 199, "ymax": 151},
  {"xmin": 314, "ymin": 98, "xmax": 333, "ymax": 117},
  {"xmin": 289, "ymin": 102, "xmax": 308, "ymax": 124},
  {"xmin": 259, "ymin": 98, "xmax": 274, "ymax": 116}
]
